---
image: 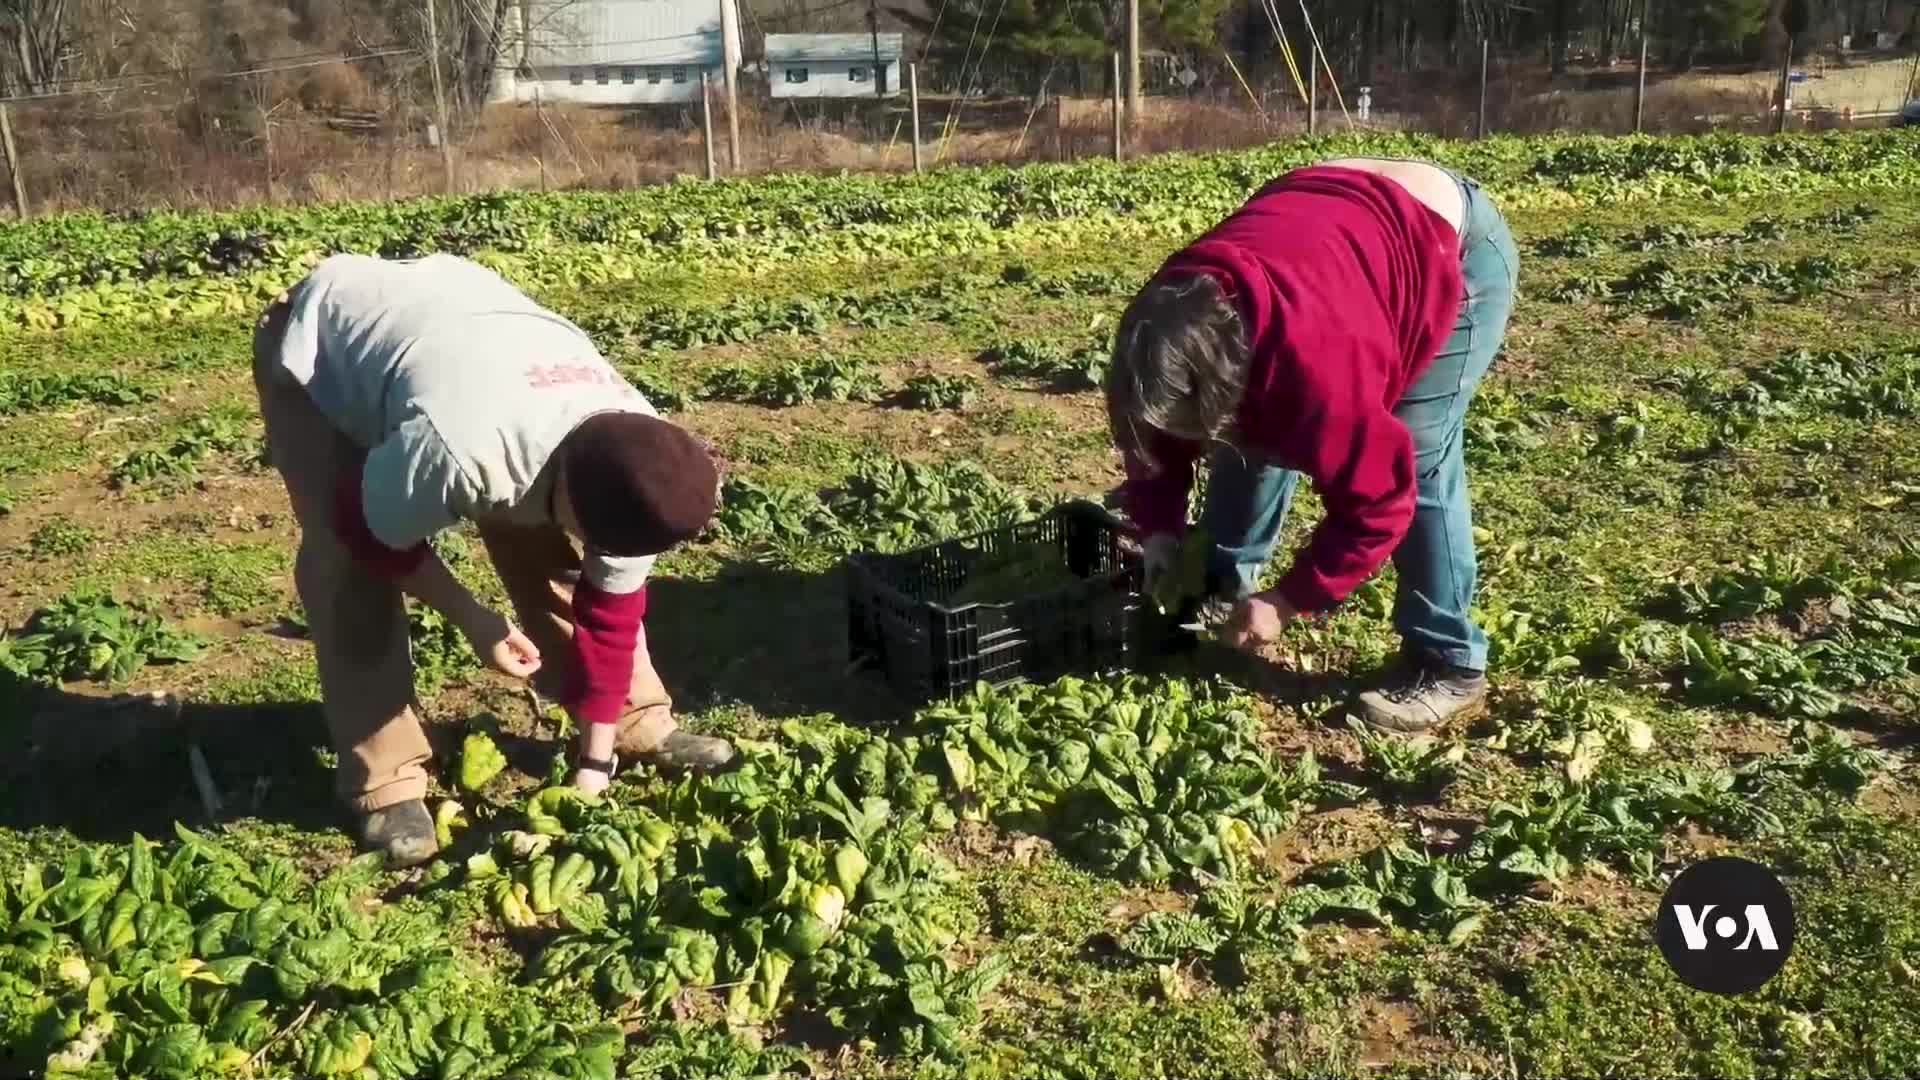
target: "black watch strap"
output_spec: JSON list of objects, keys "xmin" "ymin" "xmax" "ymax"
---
[{"xmin": 577, "ymin": 753, "xmax": 618, "ymax": 776}]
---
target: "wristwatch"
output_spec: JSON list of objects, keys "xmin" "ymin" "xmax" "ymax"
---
[{"xmin": 576, "ymin": 752, "xmax": 619, "ymax": 777}]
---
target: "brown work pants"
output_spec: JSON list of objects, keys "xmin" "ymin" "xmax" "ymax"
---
[{"xmin": 251, "ymin": 300, "xmax": 674, "ymax": 814}]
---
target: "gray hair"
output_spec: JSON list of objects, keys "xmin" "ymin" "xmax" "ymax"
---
[{"xmin": 1105, "ymin": 272, "xmax": 1251, "ymax": 468}]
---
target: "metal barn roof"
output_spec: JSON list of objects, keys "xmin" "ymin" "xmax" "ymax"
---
[
  {"xmin": 522, "ymin": 0, "xmax": 735, "ymax": 68},
  {"xmin": 765, "ymin": 33, "xmax": 904, "ymax": 64}
]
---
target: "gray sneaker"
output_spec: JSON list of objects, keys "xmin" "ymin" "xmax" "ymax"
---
[
  {"xmin": 1354, "ymin": 657, "xmax": 1490, "ymax": 735},
  {"xmin": 358, "ymin": 800, "xmax": 439, "ymax": 868}
]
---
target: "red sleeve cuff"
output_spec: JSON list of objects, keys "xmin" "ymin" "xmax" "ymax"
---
[
  {"xmin": 565, "ymin": 581, "xmax": 647, "ymax": 726},
  {"xmin": 1273, "ymin": 563, "xmax": 1342, "ymax": 617},
  {"xmin": 330, "ymin": 466, "xmax": 430, "ymax": 578}
]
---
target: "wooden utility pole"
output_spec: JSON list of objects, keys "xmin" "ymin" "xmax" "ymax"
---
[
  {"xmin": 1633, "ymin": 29, "xmax": 1647, "ymax": 133},
  {"xmin": 908, "ymin": 62, "xmax": 923, "ymax": 173},
  {"xmin": 424, "ymin": 0, "xmax": 456, "ymax": 192},
  {"xmin": 1778, "ymin": 0, "xmax": 1810, "ymax": 134},
  {"xmin": 262, "ymin": 107, "xmax": 276, "ymax": 201},
  {"xmin": 1125, "ymin": 0, "xmax": 1141, "ymax": 126},
  {"xmin": 193, "ymin": 83, "xmax": 214, "ymax": 175},
  {"xmin": 0, "ymin": 103, "xmax": 27, "ymax": 219},
  {"xmin": 534, "ymin": 93, "xmax": 549, "ymax": 191},
  {"xmin": 701, "ymin": 70, "xmax": 717, "ymax": 179},
  {"xmin": 719, "ymin": 0, "xmax": 742, "ymax": 172},
  {"xmin": 1775, "ymin": 45, "xmax": 1792, "ymax": 132},
  {"xmin": 868, "ymin": 0, "xmax": 885, "ymax": 98},
  {"xmin": 1775, "ymin": 42, "xmax": 1795, "ymax": 133},
  {"xmin": 1477, "ymin": 37, "xmax": 1490, "ymax": 138},
  {"xmin": 1308, "ymin": 47, "xmax": 1319, "ymax": 134},
  {"xmin": 1111, "ymin": 52, "xmax": 1122, "ymax": 161}
]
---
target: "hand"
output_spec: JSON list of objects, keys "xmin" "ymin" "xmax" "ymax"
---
[
  {"xmin": 1222, "ymin": 592, "xmax": 1295, "ymax": 653},
  {"xmin": 1141, "ymin": 533, "xmax": 1181, "ymax": 594},
  {"xmin": 462, "ymin": 609, "xmax": 543, "ymax": 679},
  {"xmin": 257, "ymin": 290, "xmax": 288, "ymax": 316}
]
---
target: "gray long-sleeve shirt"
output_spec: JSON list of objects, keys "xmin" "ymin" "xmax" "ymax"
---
[{"xmin": 270, "ymin": 253, "xmax": 656, "ymax": 592}]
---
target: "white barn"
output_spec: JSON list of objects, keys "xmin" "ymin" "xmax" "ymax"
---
[
  {"xmin": 489, "ymin": 0, "xmax": 743, "ymax": 106},
  {"xmin": 765, "ymin": 34, "xmax": 903, "ymax": 99}
]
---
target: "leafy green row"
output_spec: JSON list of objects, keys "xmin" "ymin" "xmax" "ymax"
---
[
  {"xmin": 1729, "ymin": 346, "xmax": 1920, "ymax": 422},
  {"xmin": 641, "ymin": 359, "xmax": 985, "ymax": 413},
  {"xmin": 107, "ymin": 417, "xmax": 262, "ymax": 490},
  {"xmin": 446, "ymin": 673, "xmax": 1356, "ymax": 1062},
  {"xmin": 0, "ymin": 826, "xmax": 624, "ymax": 1080},
  {"xmin": 1486, "ymin": 543, "xmax": 1920, "ymax": 723},
  {"xmin": 1546, "ymin": 254, "xmax": 1860, "ymax": 319},
  {"xmin": 7, "ymin": 129, "xmax": 1920, "ymax": 315},
  {"xmin": 913, "ymin": 675, "xmax": 1358, "ymax": 883},
  {"xmin": 697, "ymin": 355, "xmax": 886, "ymax": 408},
  {"xmin": 980, "ymin": 333, "xmax": 1112, "ymax": 391},
  {"xmin": 1125, "ymin": 716, "xmax": 1891, "ymax": 962},
  {"xmin": 708, "ymin": 456, "xmax": 1046, "ymax": 559},
  {"xmin": 0, "ymin": 593, "xmax": 206, "ymax": 687},
  {"xmin": 900, "ymin": 373, "xmax": 982, "ymax": 411},
  {"xmin": 1532, "ymin": 203, "xmax": 1878, "ymax": 257},
  {"xmin": 1526, "ymin": 131, "xmax": 1920, "ymax": 182},
  {"xmin": 453, "ymin": 765, "xmax": 999, "ymax": 1059},
  {"xmin": 581, "ymin": 266, "xmax": 1129, "ymax": 358},
  {"xmin": 587, "ymin": 276, "xmax": 974, "ymax": 352},
  {"xmin": 0, "ymin": 372, "xmax": 152, "ymax": 416}
]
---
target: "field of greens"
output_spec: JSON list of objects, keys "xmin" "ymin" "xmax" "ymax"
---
[{"xmin": 2, "ymin": 128, "xmax": 1919, "ymax": 1078}]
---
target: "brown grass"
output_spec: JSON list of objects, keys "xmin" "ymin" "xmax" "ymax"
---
[{"xmin": 0, "ymin": 53, "xmax": 1906, "ymax": 218}]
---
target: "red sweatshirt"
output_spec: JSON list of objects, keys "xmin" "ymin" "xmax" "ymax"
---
[{"xmin": 1119, "ymin": 165, "xmax": 1465, "ymax": 615}]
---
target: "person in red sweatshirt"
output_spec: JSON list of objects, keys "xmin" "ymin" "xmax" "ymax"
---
[
  {"xmin": 1107, "ymin": 158, "xmax": 1519, "ymax": 734},
  {"xmin": 252, "ymin": 253, "xmax": 735, "ymax": 867}
]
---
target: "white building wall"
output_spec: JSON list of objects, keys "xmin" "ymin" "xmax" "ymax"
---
[
  {"xmin": 489, "ymin": 0, "xmax": 739, "ymax": 106},
  {"xmin": 513, "ymin": 63, "xmax": 712, "ymax": 105},
  {"xmin": 770, "ymin": 59, "xmax": 900, "ymax": 99}
]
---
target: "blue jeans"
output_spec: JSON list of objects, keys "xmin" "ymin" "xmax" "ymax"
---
[{"xmin": 1200, "ymin": 167, "xmax": 1519, "ymax": 673}]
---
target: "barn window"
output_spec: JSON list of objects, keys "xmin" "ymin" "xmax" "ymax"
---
[
  {"xmin": 785, "ymin": 67, "xmax": 809, "ymax": 83},
  {"xmin": 568, "ymin": 68, "xmax": 583, "ymax": 85},
  {"xmin": 647, "ymin": 68, "xmax": 662, "ymax": 84},
  {"xmin": 672, "ymin": 67, "xmax": 688, "ymax": 84},
  {"xmin": 621, "ymin": 67, "xmax": 636, "ymax": 84},
  {"xmin": 849, "ymin": 66, "xmax": 868, "ymax": 82},
  {"xmin": 595, "ymin": 67, "xmax": 610, "ymax": 84}
]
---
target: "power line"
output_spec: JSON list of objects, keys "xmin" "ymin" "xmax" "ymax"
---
[
  {"xmin": 914, "ymin": 0, "xmax": 953, "ymax": 66},
  {"xmin": 0, "ymin": 46, "xmax": 418, "ymax": 106},
  {"xmin": 14, "ymin": 44, "xmax": 416, "ymax": 95},
  {"xmin": 227, "ymin": 47, "xmax": 419, "ymax": 82},
  {"xmin": 935, "ymin": 0, "xmax": 1011, "ymax": 162},
  {"xmin": 524, "ymin": 30, "xmax": 725, "ymax": 50}
]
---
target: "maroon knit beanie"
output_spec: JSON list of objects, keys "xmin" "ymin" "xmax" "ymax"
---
[{"xmin": 560, "ymin": 412, "xmax": 719, "ymax": 557}]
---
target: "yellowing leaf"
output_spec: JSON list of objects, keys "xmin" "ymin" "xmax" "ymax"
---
[{"xmin": 1624, "ymin": 717, "xmax": 1656, "ymax": 753}]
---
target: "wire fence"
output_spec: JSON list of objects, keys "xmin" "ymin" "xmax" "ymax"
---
[{"xmin": 0, "ymin": 35, "xmax": 1914, "ymax": 220}]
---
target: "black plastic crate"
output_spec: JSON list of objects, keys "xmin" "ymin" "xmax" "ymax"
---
[{"xmin": 845, "ymin": 499, "xmax": 1178, "ymax": 706}]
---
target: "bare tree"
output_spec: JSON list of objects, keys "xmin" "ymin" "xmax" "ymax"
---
[{"xmin": 0, "ymin": 0, "xmax": 77, "ymax": 93}]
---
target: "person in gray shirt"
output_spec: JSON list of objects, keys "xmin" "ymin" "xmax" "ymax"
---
[{"xmin": 253, "ymin": 253, "xmax": 733, "ymax": 867}]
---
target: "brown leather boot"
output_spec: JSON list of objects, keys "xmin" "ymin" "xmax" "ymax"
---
[
  {"xmin": 614, "ymin": 702, "xmax": 735, "ymax": 771},
  {"xmin": 357, "ymin": 799, "xmax": 439, "ymax": 868}
]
